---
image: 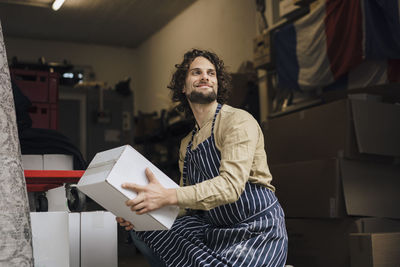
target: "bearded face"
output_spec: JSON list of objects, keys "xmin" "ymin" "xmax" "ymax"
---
[
  {"xmin": 183, "ymin": 57, "xmax": 218, "ymax": 105},
  {"xmin": 186, "ymin": 90, "xmax": 217, "ymax": 104}
]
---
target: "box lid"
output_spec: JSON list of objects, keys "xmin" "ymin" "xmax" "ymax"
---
[
  {"xmin": 107, "ymin": 145, "xmax": 179, "ymax": 200},
  {"xmin": 77, "ymin": 146, "xmax": 125, "ymax": 187}
]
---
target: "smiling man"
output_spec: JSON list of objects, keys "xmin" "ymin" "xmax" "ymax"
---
[
  {"xmin": 185, "ymin": 56, "xmax": 218, "ymax": 104},
  {"xmin": 117, "ymin": 49, "xmax": 288, "ymax": 267}
]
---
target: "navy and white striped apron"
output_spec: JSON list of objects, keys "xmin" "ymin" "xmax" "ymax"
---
[{"xmin": 137, "ymin": 104, "xmax": 288, "ymax": 267}]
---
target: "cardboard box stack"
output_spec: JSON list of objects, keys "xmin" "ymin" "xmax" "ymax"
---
[
  {"xmin": 253, "ymin": 31, "xmax": 273, "ymax": 69},
  {"xmin": 349, "ymin": 232, "xmax": 400, "ymax": 267},
  {"xmin": 22, "ymin": 154, "xmax": 73, "ymax": 170},
  {"xmin": 262, "ymin": 97, "xmax": 400, "ymax": 267},
  {"xmin": 30, "ymin": 211, "xmax": 117, "ymax": 267}
]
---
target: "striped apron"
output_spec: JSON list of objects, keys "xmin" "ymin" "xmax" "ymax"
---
[{"xmin": 137, "ymin": 104, "xmax": 288, "ymax": 267}]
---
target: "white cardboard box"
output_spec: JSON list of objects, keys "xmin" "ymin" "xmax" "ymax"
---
[
  {"xmin": 22, "ymin": 154, "xmax": 73, "ymax": 170},
  {"xmin": 43, "ymin": 154, "xmax": 73, "ymax": 170},
  {"xmin": 80, "ymin": 212, "xmax": 117, "ymax": 267},
  {"xmin": 30, "ymin": 212, "xmax": 118, "ymax": 267},
  {"xmin": 77, "ymin": 145, "xmax": 180, "ymax": 231},
  {"xmin": 46, "ymin": 186, "xmax": 70, "ymax": 212},
  {"xmin": 69, "ymin": 213, "xmax": 80, "ymax": 267},
  {"xmin": 22, "ymin": 155, "xmax": 43, "ymax": 170},
  {"xmin": 30, "ymin": 212, "xmax": 78, "ymax": 267}
]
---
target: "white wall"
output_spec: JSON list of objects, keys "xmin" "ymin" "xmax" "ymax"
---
[
  {"xmin": 134, "ymin": 0, "xmax": 257, "ymax": 114},
  {"xmin": 4, "ymin": 0, "xmax": 258, "ymax": 116},
  {"xmin": 4, "ymin": 37, "xmax": 137, "ymax": 90}
]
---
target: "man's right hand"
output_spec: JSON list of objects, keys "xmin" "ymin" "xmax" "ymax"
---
[{"xmin": 116, "ymin": 217, "xmax": 134, "ymax": 231}]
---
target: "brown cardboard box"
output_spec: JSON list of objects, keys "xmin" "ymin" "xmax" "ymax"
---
[
  {"xmin": 271, "ymin": 158, "xmax": 346, "ymax": 218},
  {"xmin": 271, "ymin": 158, "xmax": 400, "ymax": 218},
  {"xmin": 340, "ymin": 158, "xmax": 400, "ymax": 219},
  {"xmin": 349, "ymin": 232, "xmax": 400, "ymax": 267},
  {"xmin": 253, "ymin": 32, "xmax": 273, "ymax": 69},
  {"xmin": 286, "ymin": 219, "xmax": 400, "ymax": 267},
  {"xmin": 355, "ymin": 218, "xmax": 400, "ymax": 233},
  {"xmin": 285, "ymin": 218, "xmax": 357, "ymax": 267},
  {"xmin": 264, "ymin": 99, "xmax": 400, "ymax": 164},
  {"xmin": 228, "ymin": 74, "xmax": 252, "ymax": 108},
  {"xmin": 134, "ymin": 112, "xmax": 160, "ymax": 138}
]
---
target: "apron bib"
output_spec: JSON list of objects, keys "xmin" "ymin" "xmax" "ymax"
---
[{"xmin": 137, "ymin": 104, "xmax": 288, "ymax": 267}]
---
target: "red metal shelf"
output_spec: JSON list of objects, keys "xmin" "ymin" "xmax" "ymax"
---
[{"xmin": 24, "ymin": 170, "xmax": 85, "ymax": 192}]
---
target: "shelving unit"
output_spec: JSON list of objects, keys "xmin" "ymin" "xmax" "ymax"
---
[{"xmin": 25, "ymin": 170, "xmax": 84, "ymax": 192}]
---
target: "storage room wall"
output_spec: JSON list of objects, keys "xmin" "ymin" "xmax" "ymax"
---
[
  {"xmin": 4, "ymin": 37, "xmax": 138, "ymax": 91},
  {"xmin": 4, "ymin": 0, "xmax": 259, "ymax": 116},
  {"xmin": 133, "ymin": 0, "xmax": 258, "ymax": 114}
]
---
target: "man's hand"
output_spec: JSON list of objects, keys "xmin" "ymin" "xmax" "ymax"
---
[
  {"xmin": 116, "ymin": 217, "xmax": 134, "ymax": 231},
  {"xmin": 123, "ymin": 168, "xmax": 178, "ymax": 215}
]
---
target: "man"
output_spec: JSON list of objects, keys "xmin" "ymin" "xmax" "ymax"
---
[{"xmin": 117, "ymin": 49, "xmax": 288, "ymax": 266}]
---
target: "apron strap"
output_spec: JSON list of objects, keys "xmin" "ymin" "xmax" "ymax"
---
[
  {"xmin": 211, "ymin": 103, "xmax": 222, "ymax": 134},
  {"xmin": 183, "ymin": 103, "xmax": 222, "ymax": 186}
]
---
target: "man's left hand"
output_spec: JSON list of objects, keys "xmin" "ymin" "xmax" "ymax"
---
[{"xmin": 122, "ymin": 168, "xmax": 178, "ymax": 215}]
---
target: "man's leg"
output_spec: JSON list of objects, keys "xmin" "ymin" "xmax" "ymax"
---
[{"xmin": 130, "ymin": 231, "xmax": 166, "ymax": 267}]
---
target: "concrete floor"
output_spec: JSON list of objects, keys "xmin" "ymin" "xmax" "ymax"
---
[
  {"xmin": 118, "ymin": 227, "xmax": 150, "ymax": 267},
  {"xmin": 119, "ymin": 252, "xmax": 149, "ymax": 267}
]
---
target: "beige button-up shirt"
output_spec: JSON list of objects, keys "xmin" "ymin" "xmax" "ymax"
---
[{"xmin": 175, "ymin": 104, "xmax": 275, "ymax": 210}]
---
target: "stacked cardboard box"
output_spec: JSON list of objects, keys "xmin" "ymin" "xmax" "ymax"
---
[
  {"xmin": 263, "ymin": 97, "xmax": 400, "ymax": 267},
  {"xmin": 349, "ymin": 232, "xmax": 400, "ymax": 267},
  {"xmin": 22, "ymin": 154, "xmax": 73, "ymax": 170},
  {"xmin": 30, "ymin": 211, "xmax": 117, "ymax": 267},
  {"xmin": 253, "ymin": 31, "xmax": 273, "ymax": 69}
]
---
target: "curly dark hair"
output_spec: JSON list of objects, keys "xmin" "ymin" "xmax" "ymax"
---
[{"xmin": 168, "ymin": 49, "xmax": 231, "ymax": 118}]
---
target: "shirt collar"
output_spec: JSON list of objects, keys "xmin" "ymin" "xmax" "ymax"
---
[{"xmin": 194, "ymin": 102, "xmax": 220, "ymax": 131}]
